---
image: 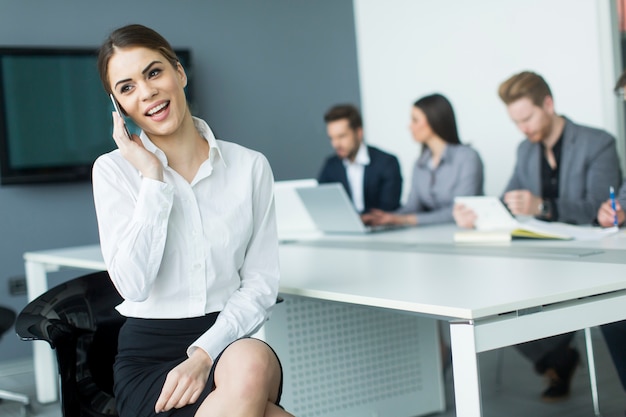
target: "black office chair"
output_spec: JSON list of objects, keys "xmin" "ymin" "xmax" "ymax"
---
[
  {"xmin": 0, "ymin": 305, "xmax": 31, "ymax": 416},
  {"xmin": 16, "ymin": 271, "xmax": 125, "ymax": 417}
]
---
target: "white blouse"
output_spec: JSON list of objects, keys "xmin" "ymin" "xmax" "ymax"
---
[{"xmin": 92, "ymin": 117, "xmax": 280, "ymax": 361}]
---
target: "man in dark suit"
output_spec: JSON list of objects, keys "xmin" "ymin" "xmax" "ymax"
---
[
  {"xmin": 454, "ymin": 71, "xmax": 622, "ymax": 402},
  {"xmin": 318, "ymin": 104, "xmax": 402, "ymax": 213}
]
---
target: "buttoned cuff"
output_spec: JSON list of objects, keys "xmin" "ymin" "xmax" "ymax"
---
[{"xmin": 187, "ymin": 318, "xmax": 236, "ymax": 362}]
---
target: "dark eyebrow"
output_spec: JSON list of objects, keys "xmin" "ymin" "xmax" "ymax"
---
[
  {"xmin": 113, "ymin": 60, "xmax": 163, "ymax": 90},
  {"xmin": 142, "ymin": 60, "xmax": 162, "ymax": 76}
]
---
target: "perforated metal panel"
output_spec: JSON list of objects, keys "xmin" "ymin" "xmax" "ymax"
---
[{"xmin": 265, "ymin": 295, "xmax": 446, "ymax": 417}]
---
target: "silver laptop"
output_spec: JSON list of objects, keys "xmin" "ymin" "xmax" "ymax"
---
[{"xmin": 296, "ymin": 183, "xmax": 396, "ymax": 234}]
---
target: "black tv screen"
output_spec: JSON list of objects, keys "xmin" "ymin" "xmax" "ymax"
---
[{"xmin": 0, "ymin": 47, "xmax": 191, "ymax": 185}]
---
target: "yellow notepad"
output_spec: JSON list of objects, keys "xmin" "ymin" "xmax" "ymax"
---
[{"xmin": 510, "ymin": 227, "xmax": 570, "ymax": 240}]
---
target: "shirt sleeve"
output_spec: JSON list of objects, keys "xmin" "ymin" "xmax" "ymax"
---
[
  {"xmin": 92, "ymin": 154, "xmax": 174, "ymax": 301},
  {"xmin": 188, "ymin": 154, "xmax": 280, "ymax": 360}
]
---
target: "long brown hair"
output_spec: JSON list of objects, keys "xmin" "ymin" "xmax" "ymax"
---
[{"xmin": 414, "ymin": 93, "xmax": 461, "ymax": 145}]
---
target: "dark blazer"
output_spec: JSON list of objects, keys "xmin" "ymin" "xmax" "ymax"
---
[
  {"xmin": 503, "ymin": 117, "xmax": 622, "ymax": 224},
  {"xmin": 318, "ymin": 145, "xmax": 402, "ymax": 213}
]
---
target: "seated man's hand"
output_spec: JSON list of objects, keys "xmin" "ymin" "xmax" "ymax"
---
[
  {"xmin": 362, "ymin": 208, "xmax": 395, "ymax": 226},
  {"xmin": 503, "ymin": 190, "xmax": 542, "ymax": 216},
  {"xmin": 597, "ymin": 199, "xmax": 625, "ymax": 227},
  {"xmin": 453, "ymin": 203, "xmax": 476, "ymax": 229},
  {"xmin": 362, "ymin": 209, "xmax": 416, "ymax": 226}
]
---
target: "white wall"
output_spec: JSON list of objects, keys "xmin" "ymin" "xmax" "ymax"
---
[{"xmin": 353, "ymin": 0, "xmax": 622, "ymax": 198}]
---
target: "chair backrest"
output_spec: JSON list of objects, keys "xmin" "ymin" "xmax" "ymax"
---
[
  {"xmin": 0, "ymin": 306, "xmax": 16, "ymax": 339},
  {"xmin": 16, "ymin": 270, "xmax": 125, "ymax": 417}
]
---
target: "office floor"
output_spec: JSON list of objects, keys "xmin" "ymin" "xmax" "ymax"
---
[{"xmin": 0, "ymin": 330, "xmax": 624, "ymax": 417}]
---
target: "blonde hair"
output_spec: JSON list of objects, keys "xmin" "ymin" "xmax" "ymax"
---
[{"xmin": 498, "ymin": 71, "xmax": 552, "ymax": 107}]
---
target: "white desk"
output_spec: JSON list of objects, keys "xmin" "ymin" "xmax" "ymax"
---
[
  {"xmin": 279, "ymin": 227, "xmax": 626, "ymax": 417},
  {"xmin": 23, "ymin": 228, "xmax": 626, "ymax": 417}
]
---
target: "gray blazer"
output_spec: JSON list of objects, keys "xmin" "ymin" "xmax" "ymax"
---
[
  {"xmin": 396, "ymin": 144, "xmax": 484, "ymax": 225},
  {"xmin": 503, "ymin": 117, "xmax": 622, "ymax": 225}
]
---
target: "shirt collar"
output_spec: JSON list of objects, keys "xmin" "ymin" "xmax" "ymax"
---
[
  {"xmin": 343, "ymin": 142, "xmax": 370, "ymax": 167},
  {"xmin": 193, "ymin": 117, "xmax": 227, "ymax": 168},
  {"xmin": 138, "ymin": 117, "xmax": 227, "ymax": 169}
]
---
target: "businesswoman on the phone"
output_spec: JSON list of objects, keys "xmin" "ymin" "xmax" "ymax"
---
[{"xmin": 92, "ymin": 24, "xmax": 293, "ymax": 417}]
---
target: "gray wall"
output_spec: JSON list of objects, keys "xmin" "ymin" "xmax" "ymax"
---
[{"xmin": 0, "ymin": 0, "xmax": 360, "ymax": 359}]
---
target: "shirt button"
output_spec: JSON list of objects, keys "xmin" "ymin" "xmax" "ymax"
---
[{"xmin": 194, "ymin": 263, "xmax": 202, "ymax": 269}]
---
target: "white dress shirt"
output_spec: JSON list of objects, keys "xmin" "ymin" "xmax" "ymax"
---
[
  {"xmin": 92, "ymin": 117, "xmax": 280, "ymax": 361},
  {"xmin": 342, "ymin": 142, "xmax": 370, "ymax": 212}
]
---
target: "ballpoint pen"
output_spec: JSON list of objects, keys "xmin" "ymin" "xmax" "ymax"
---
[{"xmin": 610, "ymin": 186, "xmax": 618, "ymax": 227}]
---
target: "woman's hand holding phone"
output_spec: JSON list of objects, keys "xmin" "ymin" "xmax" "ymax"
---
[
  {"xmin": 110, "ymin": 94, "xmax": 133, "ymax": 140},
  {"xmin": 109, "ymin": 95, "xmax": 163, "ymax": 181}
]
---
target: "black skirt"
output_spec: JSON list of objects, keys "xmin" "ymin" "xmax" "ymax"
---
[{"xmin": 113, "ymin": 313, "xmax": 282, "ymax": 417}]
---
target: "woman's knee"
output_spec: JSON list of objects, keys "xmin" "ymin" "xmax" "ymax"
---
[{"xmin": 214, "ymin": 339, "xmax": 281, "ymax": 394}]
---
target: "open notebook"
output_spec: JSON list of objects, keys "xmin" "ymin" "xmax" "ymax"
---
[{"xmin": 453, "ymin": 196, "xmax": 619, "ymax": 242}]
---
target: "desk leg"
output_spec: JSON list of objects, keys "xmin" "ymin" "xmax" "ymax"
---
[
  {"xmin": 25, "ymin": 260, "xmax": 58, "ymax": 404},
  {"xmin": 584, "ymin": 327, "xmax": 601, "ymax": 417},
  {"xmin": 450, "ymin": 320, "xmax": 482, "ymax": 417}
]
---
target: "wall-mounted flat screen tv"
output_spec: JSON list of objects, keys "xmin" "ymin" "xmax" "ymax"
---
[{"xmin": 0, "ymin": 47, "xmax": 192, "ymax": 185}]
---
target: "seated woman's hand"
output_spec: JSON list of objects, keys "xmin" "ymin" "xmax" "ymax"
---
[
  {"xmin": 453, "ymin": 203, "xmax": 476, "ymax": 229},
  {"xmin": 155, "ymin": 349, "xmax": 213, "ymax": 413},
  {"xmin": 597, "ymin": 199, "xmax": 625, "ymax": 228}
]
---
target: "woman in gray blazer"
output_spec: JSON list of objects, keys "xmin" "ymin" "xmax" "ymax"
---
[{"xmin": 362, "ymin": 93, "xmax": 484, "ymax": 227}]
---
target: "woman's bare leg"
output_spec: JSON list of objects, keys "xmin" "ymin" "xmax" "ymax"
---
[{"xmin": 194, "ymin": 338, "xmax": 294, "ymax": 417}]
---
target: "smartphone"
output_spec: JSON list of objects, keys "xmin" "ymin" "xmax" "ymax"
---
[{"xmin": 109, "ymin": 94, "xmax": 133, "ymax": 140}]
